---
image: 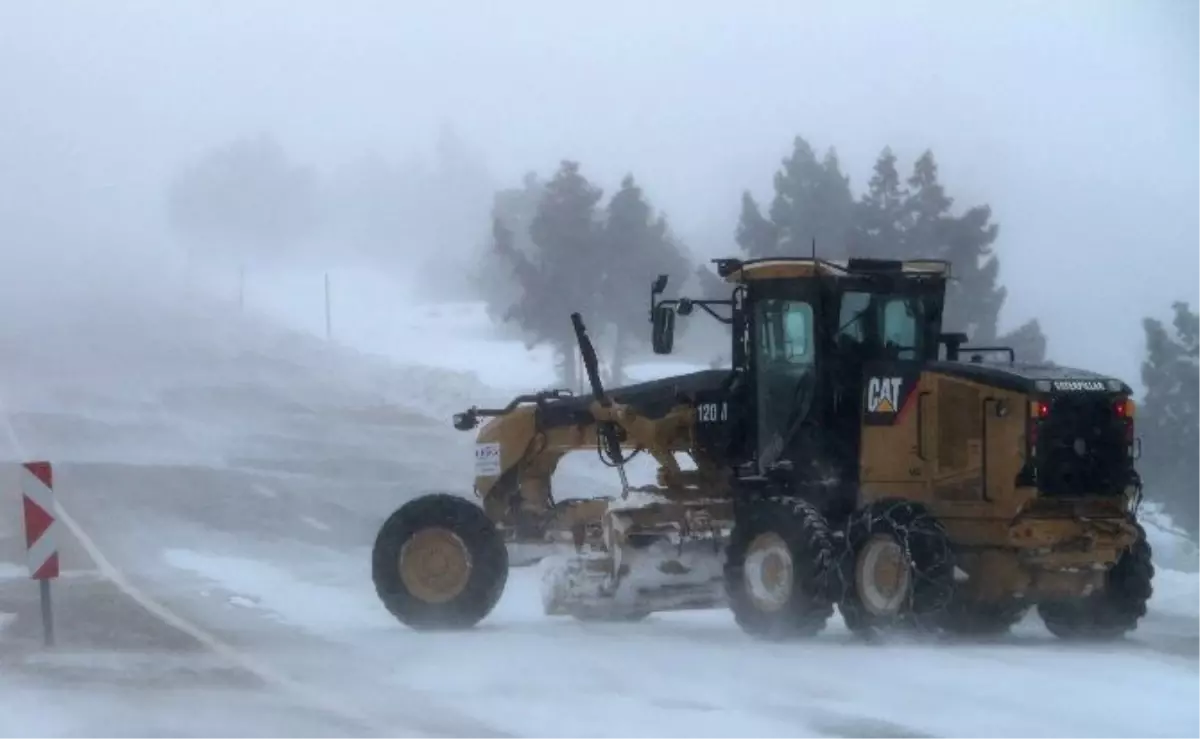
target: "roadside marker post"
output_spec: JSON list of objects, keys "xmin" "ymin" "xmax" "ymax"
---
[{"xmin": 21, "ymin": 461, "xmax": 58, "ymax": 647}]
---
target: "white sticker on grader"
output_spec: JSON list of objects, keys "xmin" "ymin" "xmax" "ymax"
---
[{"xmin": 474, "ymin": 442, "xmax": 502, "ymax": 477}]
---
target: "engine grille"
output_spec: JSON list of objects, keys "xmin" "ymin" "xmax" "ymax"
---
[{"xmin": 1035, "ymin": 393, "xmax": 1130, "ymax": 497}]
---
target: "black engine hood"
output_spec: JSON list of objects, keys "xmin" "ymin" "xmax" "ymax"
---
[{"xmin": 926, "ymin": 360, "xmax": 1132, "ymax": 396}]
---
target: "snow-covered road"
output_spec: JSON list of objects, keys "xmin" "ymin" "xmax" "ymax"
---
[
  {"xmin": 4, "ymin": 435, "xmax": 1196, "ymax": 737},
  {"xmin": 163, "ymin": 553, "xmax": 1200, "ymax": 738},
  {"xmin": 0, "ymin": 287, "xmax": 1196, "ymax": 737}
]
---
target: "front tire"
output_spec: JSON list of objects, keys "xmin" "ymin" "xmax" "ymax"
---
[
  {"xmin": 372, "ymin": 493, "xmax": 509, "ymax": 630},
  {"xmin": 838, "ymin": 498, "xmax": 955, "ymax": 639},
  {"xmin": 1038, "ymin": 520, "xmax": 1154, "ymax": 641},
  {"xmin": 724, "ymin": 496, "xmax": 836, "ymax": 640}
]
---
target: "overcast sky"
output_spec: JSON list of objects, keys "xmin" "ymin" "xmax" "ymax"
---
[{"xmin": 0, "ymin": 0, "xmax": 1195, "ymax": 387}]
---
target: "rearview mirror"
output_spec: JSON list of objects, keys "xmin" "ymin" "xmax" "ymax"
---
[{"xmin": 652, "ymin": 305, "xmax": 676, "ymax": 355}]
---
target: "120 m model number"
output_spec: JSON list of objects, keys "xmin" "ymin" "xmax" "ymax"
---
[{"xmin": 697, "ymin": 401, "xmax": 728, "ymax": 423}]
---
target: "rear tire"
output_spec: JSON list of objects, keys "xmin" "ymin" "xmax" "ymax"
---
[
  {"xmin": 838, "ymin": 498, "xmax": 955, "ymax": 639},
  {"xmin": 372, "ymin": 493, "xmax": 508, "ymax": 630},
  {"xmin": 724, "ymin": 496, "xmax": 836, "ymax": 640},
  {"xmin": 1038, "ymin": 521, "xmax": 1153, "ymax": 641}
]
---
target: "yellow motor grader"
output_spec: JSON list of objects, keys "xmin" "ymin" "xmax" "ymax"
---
[{"xmin": 372, "ymin": 256, "xmax": 1153, "ymax": 640}]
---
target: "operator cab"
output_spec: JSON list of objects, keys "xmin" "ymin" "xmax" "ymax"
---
[
  {"xmin": 744, "ymin": 258, "xmax": 949, "ymax": 514},
  {"xmin": 651, "ymin": 257, "xmax": 951, "ymax": 516}
]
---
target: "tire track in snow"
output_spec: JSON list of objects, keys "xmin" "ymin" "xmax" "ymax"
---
[{"xmin": 0, "ymin": 398, "xmax": 510, "ymax": 738}]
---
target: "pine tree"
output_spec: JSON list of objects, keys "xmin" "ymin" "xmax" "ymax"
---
[
  {"xmin": 942, "ymin": 204, "xmax": 1006, "ymax": 343},
  {"xmin": 763, "ymin": 137, "xmax": 855, "ymax": 258},
  {"xmin": 902, "ymin": 150, "xmax": 953, "ymax": 260},
  {"xmin": 494, "ymin": 160, "xmax": 604, "ymax": 386},
  {"xmin": 816, "ymin": 148, "xmax": 855, "ymax": 257},
  {"xmin": 997, "ymin": 319, "xmax": 1048, "ymax": 364},
  {"xmin": 901, "ymin": 150, "xmax": 1047, "ymax": 361},
  {"xmin": 476, "ymin": 172, "xmax": 543, "ymax": 325},
  {"xmin": 1140, "ymin": 301, "xmax": 1199, "ymax": 535},
  {"xmin": 601, "ymin": 175, "xmax": 688, "ymax": 383},
  {"xmin": 851, "ymin": 147, "xmax": 909, "ymax": 258},
  {"xmin": 734, "ymin": 139, "xmax": 1051, "ymax": 364},
  {"xmin": 735, "ymin": 192, "xmax": 778, "ymax": 258}
]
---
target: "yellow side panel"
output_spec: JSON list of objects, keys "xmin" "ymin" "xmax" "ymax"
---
[{"xmin": 860, "ymin": 370, "xmax": 1035, "ymax": 517}]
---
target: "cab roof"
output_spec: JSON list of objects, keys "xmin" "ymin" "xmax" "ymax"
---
[{"xmin": 716, "ymin": 257, "xmax": 952, "ymax": 284}]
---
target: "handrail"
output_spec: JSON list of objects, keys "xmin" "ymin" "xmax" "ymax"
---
[{"xmin": 453, "ymin": 389, "xmax": 573, "ymax": 431}]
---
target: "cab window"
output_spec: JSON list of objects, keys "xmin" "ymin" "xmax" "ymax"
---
[
  {"xmin": 882, "ymin": 298, "xmax": 919, "ymax": 359},
  {"xmin": 835, "ymin": 291, "xmax": 923, "ymax": 361},
  {"xmin": 757, "ymin": 300, "xmax": 814, "ymax": 366},
  {"xmin": 838, "ymin": 291, "xmax": 871, "ymax": 344}
]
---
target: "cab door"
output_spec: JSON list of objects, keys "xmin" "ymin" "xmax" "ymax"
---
[
  {"xmin": 849, "ymin": 292, "xmax": 937, "ymax": 499},
  {"xmin": 751, "ymin": 297, "xmax": 818, "ymax": 472}
]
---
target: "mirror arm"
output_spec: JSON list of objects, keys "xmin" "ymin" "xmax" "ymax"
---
[{"xmin": 695, "ymin": 301, "xmax": 734, "ymax": 325}]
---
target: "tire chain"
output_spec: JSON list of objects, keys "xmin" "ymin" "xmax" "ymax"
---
[{"xmin": 834, "ymin": 498, "xmax": 956, "ymax": 629}]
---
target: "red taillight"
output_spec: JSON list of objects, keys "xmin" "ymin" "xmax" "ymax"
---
[{"xmin": 1114, "ymin": 397, "xmax": 1135, "ymax": 444}]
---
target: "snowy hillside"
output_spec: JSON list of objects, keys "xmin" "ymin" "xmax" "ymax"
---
[{"xmin": 244, "ymin": 265, "xmax": 721, "ymax": 391}]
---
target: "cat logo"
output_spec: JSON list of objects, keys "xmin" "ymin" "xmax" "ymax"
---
[{"xmin": 866, "ymin": 376, "xmax": 903, "ymax": 414}]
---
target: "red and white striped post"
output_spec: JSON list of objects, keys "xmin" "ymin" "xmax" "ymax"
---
[{"xmin": 21, "ymin": 461, "xmax": 58, "ymax": 646}]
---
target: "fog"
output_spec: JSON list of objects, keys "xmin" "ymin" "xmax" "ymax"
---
[{"xmin": 0, "ymin": 0, "xmax": 1196, "ymax": 388}]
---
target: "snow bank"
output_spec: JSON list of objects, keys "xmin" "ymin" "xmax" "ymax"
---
[
  {"xmin": 1151, "ymin": 568, "xmax": 1200, "ymax": 619},
  {"xmin": 1139, "ymin": 501, "xmax": 1199, "ymax": 573},
  {"xmin": 1138, "ymin": 507, "xmax": 1199, "ymax": 620}
]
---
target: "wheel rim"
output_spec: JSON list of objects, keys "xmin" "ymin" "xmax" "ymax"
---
[
  {"xmin": 855, "ymin": 535, "xmax": 912, "ymax": 616},
  {"xmin": 744, "ymin": 531, "xmax": 793, "ymax": 612},
  {"xmin": 399, "ymin": 527, "xmax": 473, "ymax": 604}
]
